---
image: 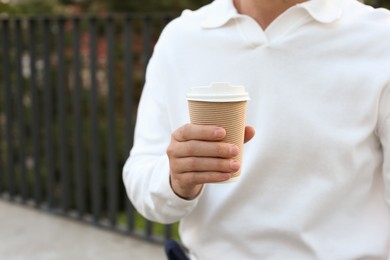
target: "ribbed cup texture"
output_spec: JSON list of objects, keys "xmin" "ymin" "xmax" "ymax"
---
[{"xmin": 188, "ymin": 101, "xmax": 247, "ymax": 180}]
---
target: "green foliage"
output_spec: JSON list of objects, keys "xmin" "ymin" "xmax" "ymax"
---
[
  {"xmin": 0, "ymin": 3, "xmax": 14, "ymax": 13},
  {"xmin": 101, "ymin": 0, "xmax": 211, "ymax": 13},
  {"xmin": 366, "ymin": 0, "xmax": 390, "ymax": 8},
  {"xmin": 0, "ymin": 0, "xmax": 212, "ymax": 15},
  {"xmin": 0, "ymin": 0, "xmax": 63, "ymax": 15},
  {"xmin": 1, "ymin": 0, "xmax": 390, "ymax": 15},
  {"xmin": 117, "ymin": 212, "xmax": 180, "ymax": 241}
]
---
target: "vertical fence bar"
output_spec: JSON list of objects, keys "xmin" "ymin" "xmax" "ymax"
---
[
  {"xmin": 0, "ymin": 96, "xmax": 2, "ymax": 194},
  {"xmin": 142, "ymin": 14, "xmax": 154, "ymax": 239},
  {"xmin": 0, "ymin": 19, "xmax": 4, "ymax": 193},
  {"xmin": 14, "ymin": 17, "xmax": 28, "ymax": 201},
  {"xmin": 162, "ymin": 14, "xmax": 174, "ymax": 27},
  {"xmin": 0, "ymin": 89, "xmax": 2, "ymax": 192},
  {"xmin": 105, "ymin": 16, "xmax": 118, "ymax": 227},
  {"xmin": 72, "ymin": 16, "xmax": 85, "ymax": 217},
  {"xmin": 29, "ymin": 17, "xmax": 42, "ymax": 205},
  {"xmin": 57, "ymin": 16, "xmax": 69, "ymax": 212},
  {"xmin": 42, "ymin": 17, "xmax": 55, "ymax": 208},
  {"xmin": 141, "ymin": 15, "xmax": 152, "ymax": 87},
  {"xmin": 1, "ymin": 13, "xmax": 179, "ymax": 242},
  {"xmin": 123, "ymin": 15, "xmax": 136, "ymax": 232},
  {"xmin": 1, "ymin": 19, "xmax": 13, "ymax": 195},
  {"xmin": 88, "ymin": 16, "xmax": 101, "ymax": 223}
]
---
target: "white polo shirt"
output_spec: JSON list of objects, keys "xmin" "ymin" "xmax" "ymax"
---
[{"xmin": 123, "ymin": 0, "xmax": 390, "ymax": 258}]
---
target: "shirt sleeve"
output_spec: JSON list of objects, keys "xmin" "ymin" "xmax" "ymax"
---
[
  {"xmin": 378, "ymin": 83, "xmax": 390, "ymax": 207},
  {"xmin": 122, "ymin": 33, "xmax": 201, "ymax": 224}
]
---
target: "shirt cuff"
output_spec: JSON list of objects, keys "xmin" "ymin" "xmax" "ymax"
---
[{"xmin": 149, "ymin": 155, "xmax": 203, "ymax": 222}]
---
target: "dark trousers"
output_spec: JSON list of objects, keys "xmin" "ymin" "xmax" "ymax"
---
[{"xmin": 164, "ymin": 240, "xmax": 189, "ymax": 260}]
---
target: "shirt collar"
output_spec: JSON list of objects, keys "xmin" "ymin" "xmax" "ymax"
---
[
  {"xmin": 201, "ymin": 0, "xmax": 239, "ymax": 29},
  {"xmin": 201, "ymin": 0, "xmax": 346, "ymax": 29},
  {"xmin": 297, "ymin": 0, "xmax": 346, "ymax": 23}
]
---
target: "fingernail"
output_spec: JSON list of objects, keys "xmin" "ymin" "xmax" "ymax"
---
[
  {"xmin": 230, "ymin": 145, "xmax": 239, "ymax": 156},
  {"xmin": 230, "ymin": 161, "xmax": 240, "ymax": 170},
  {"xmin": 214, "ymin": 128, "xmax": 225, "ymax": 138},
  {"xmin": 221, "ymin": 174, "xmax": 231, "ymax": 181}
]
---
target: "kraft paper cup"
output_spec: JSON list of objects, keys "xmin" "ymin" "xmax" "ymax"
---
[{"xmin": 186, "ymin": 83, "xmax": 249, "ymax": 182}]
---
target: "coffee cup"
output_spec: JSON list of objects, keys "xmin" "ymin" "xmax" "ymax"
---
[{"xmin": 186, "ymin": 82, "xmax": 249, "ymax": 182}]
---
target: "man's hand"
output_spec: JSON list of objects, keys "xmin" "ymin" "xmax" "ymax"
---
[{"xmin": 167, "ymin": 124, "xmax": 255, "ymax": 200}]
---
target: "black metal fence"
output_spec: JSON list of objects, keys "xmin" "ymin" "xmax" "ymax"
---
[{"xmin": 0, "ymin": 14, "xmax": 178, "ymax": 243}]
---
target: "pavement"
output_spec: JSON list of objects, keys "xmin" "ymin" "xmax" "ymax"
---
[{"xmin": 0, "ymin": 200, "xmax": 166, "ymax": 260}]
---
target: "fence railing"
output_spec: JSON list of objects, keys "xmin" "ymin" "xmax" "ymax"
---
[{"xmin": 0, "ymin": 14, "xmax": 178, "ymax": 243}]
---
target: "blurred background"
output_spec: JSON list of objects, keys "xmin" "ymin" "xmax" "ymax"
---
[
  {"xmin": 0, "ymin": 0, "xmax": 389, "ymax": 258},
  {"xmin": 0, "ymin": 0, "xmax": 211, "ymax": 15},
  {"xmin": 1, "ymin": 0, "xmax": 389, "ymax": 15},
  {"xmin": 0, "ymin": 0, "xmax": 216, "ymax": 251}
]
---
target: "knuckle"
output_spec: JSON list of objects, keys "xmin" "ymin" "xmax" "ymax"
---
[
  {"xmin": 172, "ymin": 172, "xmax": 183, "ymax": 183},
  {"xmin": 169, "ymin": 162, "xmax": 179, "ymax": 173},
  {"xmin": 183, "ymin": 123, "xmax": 192, "ymax": 129},
  {"xmin": 171, "ymin": 173, "xmax": 186, "ymax": 187},
  {"xmin": 177, "ymin": 128, "xmax": 186, "ymax": 140},
  {"xmin": 172, "ymin": 127, "xmax": 184, "ymax": 141},
  {"xmin": 170, "ymin": 132, "xmax": 176, "ymax": 141},
  {"xmin": 180, "ymin": 124, "xmax": 191, "ymax": 140},
  {"xmin": 166, "ymin": 144, "xmax": 175, "ymax": 157}
]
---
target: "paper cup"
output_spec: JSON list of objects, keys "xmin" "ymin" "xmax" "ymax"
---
[{"xmin": 187, "ymin": 83, "xmax": 249, "ymax": 182}]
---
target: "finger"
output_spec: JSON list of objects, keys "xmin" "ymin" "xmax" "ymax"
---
[
  {"xmin": 244, "ymin": 126, "xmax": 255, "ymax": 143},
  {"xmin": 173, "ymin": 124, "xmax": 226, "ymax": 142},
  {"xmin": 175, "ymin": 171, "xmax": 232, "ymax": 185},
  {"xmin": 168, "ymin": 140, "xmax": 239, "ymax": 158},
  {"xmin": 172, "ymin": 157, "xmax": 240, "ymax": 173}
]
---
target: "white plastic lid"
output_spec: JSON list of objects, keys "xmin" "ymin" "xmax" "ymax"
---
[{"xmin": 186, "ymin": 82, "xmax": 250, "ymax": 102}]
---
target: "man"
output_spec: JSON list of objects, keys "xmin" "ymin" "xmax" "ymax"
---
[{"xmin": 123, "ymin": 0, "xmax": 390, "ymax": 258}]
